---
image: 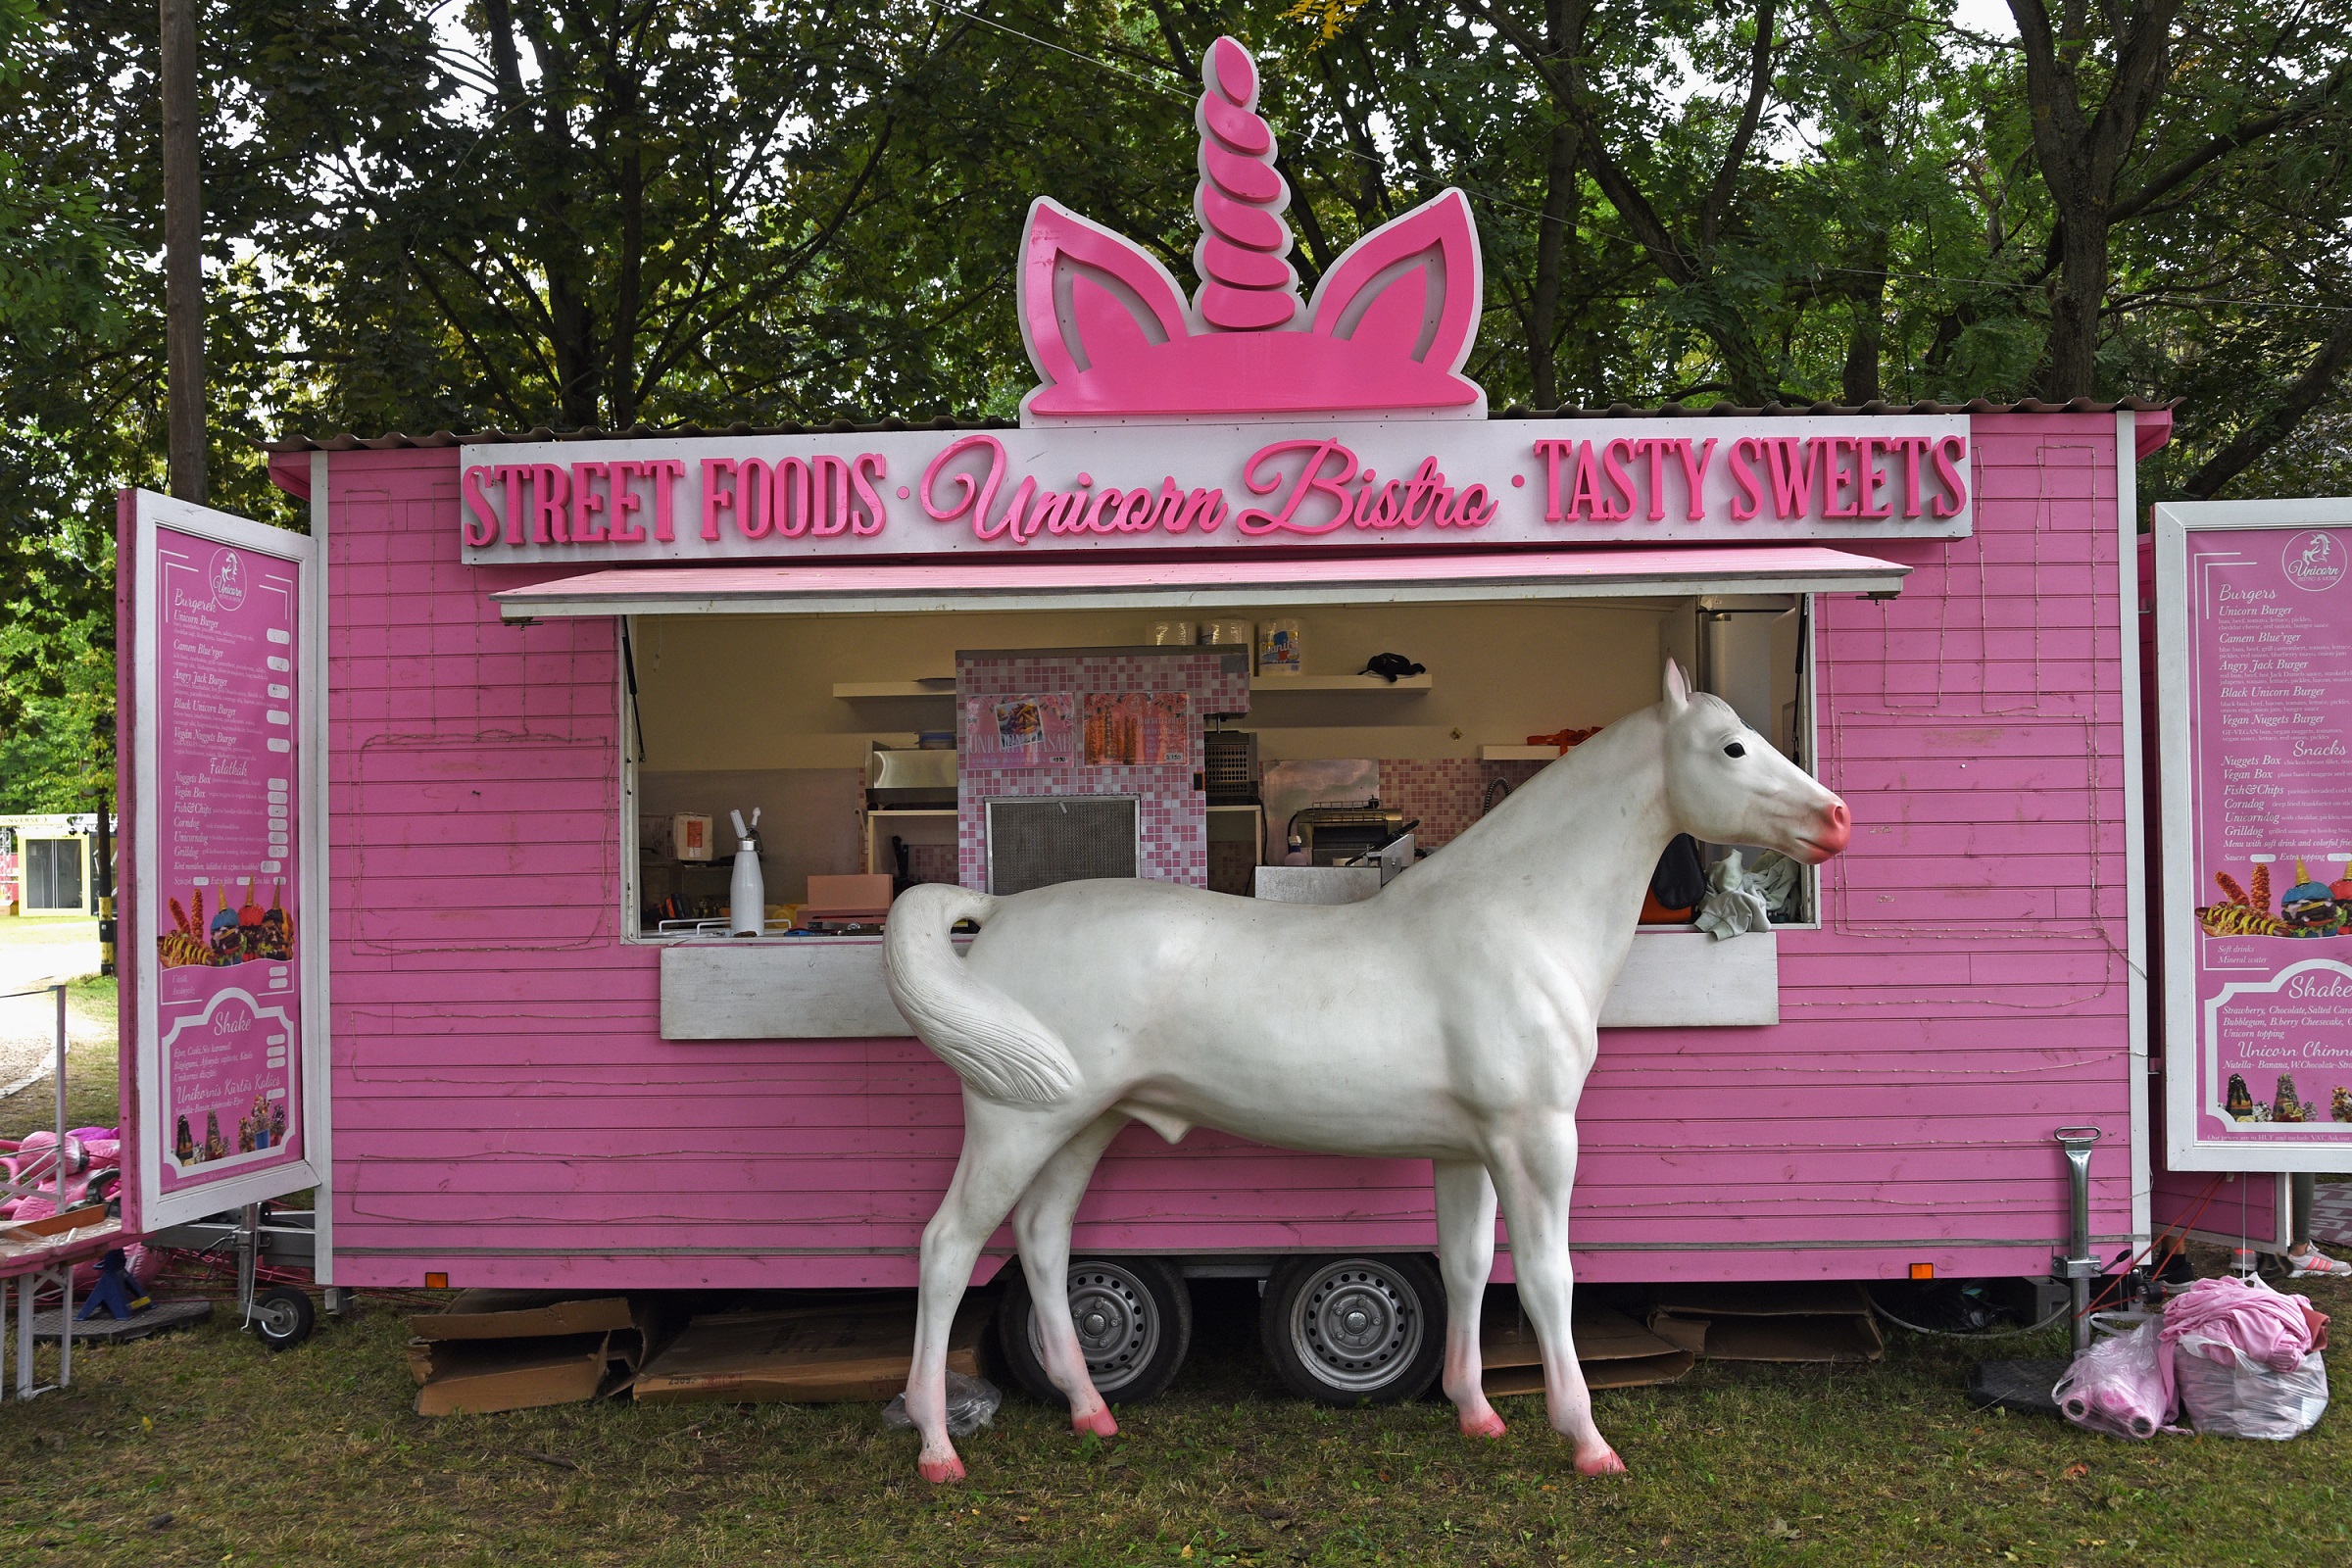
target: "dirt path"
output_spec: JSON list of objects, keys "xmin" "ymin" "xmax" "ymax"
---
[{"xmin": 0, "ymin": 919, "xmax": 107, "ymax": 1099}]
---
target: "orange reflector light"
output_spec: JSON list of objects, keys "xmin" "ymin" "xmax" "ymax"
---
[
  {"xmin": 424, "ymin": 1271, "xmax": 449, "ymax": 1289},
  {"xmin": 1909, "ymin": 1262, "xmax": 1935, "ymax": 1280}
]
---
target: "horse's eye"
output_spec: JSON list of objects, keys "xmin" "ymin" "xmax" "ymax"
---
[{"xmin": 1724, "ymin": 742, "xmax": 1745, "ymax": 759}]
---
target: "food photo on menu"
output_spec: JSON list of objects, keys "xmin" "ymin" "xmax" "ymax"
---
[{"xmin": 157, "ymin": 879, "xmax": 295, "ymax": 967}]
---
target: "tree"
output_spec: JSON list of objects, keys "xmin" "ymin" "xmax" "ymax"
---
[{"xmin": 2006, "ymin": 0, "xmax": 2352, "ymax": 400}]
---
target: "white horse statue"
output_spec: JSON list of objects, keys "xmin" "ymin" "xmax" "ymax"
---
[{"xmin": 885, "ymin": 662, "xmax": 1850, "ymax": 1481}]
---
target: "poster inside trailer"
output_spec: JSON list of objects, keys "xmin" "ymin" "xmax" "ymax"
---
[
  {"xmin": 126, "ymin": 488, "xmax": 325, "ymax": 1227},
  {"xmin": 2159, "ymin": 498, "xmax": 2352, "ymax": 1167}
]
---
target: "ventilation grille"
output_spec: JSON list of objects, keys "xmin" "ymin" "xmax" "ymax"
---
[
  {"xmin": 986, "ymin": 797, "xmax": 1139, "ymax": 895},
  {"xmin": 1201, "ymin": 729, "xmax": 1258, "ymax": 803}
]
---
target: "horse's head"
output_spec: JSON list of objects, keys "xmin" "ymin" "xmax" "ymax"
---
[{"xmin": 1657, "ymin": 661, "xmax": 1849, "ymax": 864}]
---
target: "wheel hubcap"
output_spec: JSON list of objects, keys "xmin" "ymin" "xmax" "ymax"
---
[
  {"xmin": 1290, "ymin": 1260, "xmax": 1423, "ymax": 1394},
  {"xmin": 1027, "ymin": 1261, "xmax": 1161, "ymax": 1396}
]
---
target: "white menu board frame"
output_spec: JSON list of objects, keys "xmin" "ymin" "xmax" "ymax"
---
[
  {"xmin": 124, "ymin": 488, "xmax": 327, "ymax": 1228},
  {"xmin": 2157, "ymin": 495, "xmax": 2352, "ymax": 1170}
]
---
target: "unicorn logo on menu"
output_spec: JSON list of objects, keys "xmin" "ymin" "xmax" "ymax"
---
[
  {"xmin": 209, "ymin": 547, "xmax": 247, "ymax": 610},
  {"xmin": 2284, "ymin": 531, "xmax": 2345, "ymax": 592},
  {"xmin": 1016, "ymin": 36, "xmax": 1485, "ymax": 424}
]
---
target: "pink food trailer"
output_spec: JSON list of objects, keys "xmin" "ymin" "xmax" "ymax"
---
[{"xmin": 114, "ymin": 37, "xmax": 2258, "ymax": 1396}]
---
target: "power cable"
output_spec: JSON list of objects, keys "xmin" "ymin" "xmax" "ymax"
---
[{"xmin": 1867, "ymin": 1295, "xmax": 2073, "ymax": 1339}]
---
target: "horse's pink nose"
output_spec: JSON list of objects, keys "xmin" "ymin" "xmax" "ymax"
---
[{"xmin": 1815, "ymin": 800, "xmax": 1851, "ymax": 857}]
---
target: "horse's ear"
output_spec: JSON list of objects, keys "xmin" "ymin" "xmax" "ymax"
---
[{"xmin": 1663, "ymin": 660, "xmax": 1691, "ymax": 710}]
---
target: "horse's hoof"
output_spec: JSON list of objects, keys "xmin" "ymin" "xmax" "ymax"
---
[
  {"xmin": 1072, "ymin": 1406, "xmax": 1119, "ymax": 1439},
  {"xmin": 1459, "ymin": 1409, "xmax": 1507, "ymax": 1440},
  {"xmin": 1574, "ymin": 1447, "xmax": 1627, "ymax": 1477},
  {"xmin": 918, "ymin": 1453, "xmax": 967, "ymax": 1484}
]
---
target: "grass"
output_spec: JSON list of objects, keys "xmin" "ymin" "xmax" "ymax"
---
[
  {"xmin": 0, "ymin": 914, "xmax": 102, "ymax": 947},
  {"xmin": 3, "ymin": 988, "xmax": 2347, "ymax": 1565},
  {"xmin": 6, "ymin": 1282, "xmax": 2348, "ymax": 1567}
]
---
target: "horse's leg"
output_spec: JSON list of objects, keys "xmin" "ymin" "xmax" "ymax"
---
[
  {"xmin": 1434, "ymin": 1157, "xmax": 1504, "ymax": 1439},
  {"xmin": 908, "ymin": 1099, "xmax": 1087, "ymax": 1484},
  {"xmin": 1009, "ymin": 1109, "xmax": 1129, "ymax": 1439},
  {"xmin": 1485, "ymin": 1122, "xmax": 1625, "ymax": 1476}
]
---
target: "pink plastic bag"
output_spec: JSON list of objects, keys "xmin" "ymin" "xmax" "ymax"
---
[
  {"xmin": 2160, "ymin": 1276, "xmax": 2321, "ymax": 1372},
  {"xmin": 2056, "ymin": 1317, "xmax": 2175, "ymax": 1439}
]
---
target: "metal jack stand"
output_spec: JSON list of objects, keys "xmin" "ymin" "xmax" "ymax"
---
[{"xmin": 2052, "ymin": 1127, "xmax": 2104, "ymax": 1353}]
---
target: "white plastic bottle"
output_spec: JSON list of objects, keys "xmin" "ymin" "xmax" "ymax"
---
[{"xmin": 728, "ymin": 808, "xmax": 764, "ymax": 937}]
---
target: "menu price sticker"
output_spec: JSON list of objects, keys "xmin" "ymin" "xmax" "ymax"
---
[{"xmin": 2159, "ymin": 502, "xmax": 2352, "ymax": 1167}]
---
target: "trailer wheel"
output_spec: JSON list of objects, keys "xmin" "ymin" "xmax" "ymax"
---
[
  {"xmin": 998, "ymin": 1256, "xmax": 1193, "ymax": 1406},
  {"xmin": 251, "ymin": 1286, "xmax": 316, "ymax": 1350},
  {"xmin": 1260, "ymin": 1254, "xmax": 1442, "ymax": 1405}
]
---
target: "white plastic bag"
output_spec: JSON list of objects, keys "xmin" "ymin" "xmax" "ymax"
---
[
  {"xmin": 882, "ymin": 1370, "xmax": 1003, "ymax": 1438},
  {"xmin": 2175, "ymin": 1338, "xmax": 2328, "ymax": 1440},
  {"xmin": 1695, "ymin": 850, "xmax": 1773, "ymax": 941},
  {"xmin": 2055, "ymin": 1317, "xmax": 2174, "ymax": 1439}
]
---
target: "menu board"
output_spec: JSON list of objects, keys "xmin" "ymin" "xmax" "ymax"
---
[
  {"xmin": 2163, "ymin": 508, "xmax": 2352, "ymax": 1164},
  {"xmin": 122, "ymin": 484, "xmax": 321, "ymax": 1222}
]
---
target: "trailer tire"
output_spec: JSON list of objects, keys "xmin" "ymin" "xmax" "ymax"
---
[
  {"xmin": 998, "ymin": 1256, "xmax": 1193, "ymax": 1407},
  {"xmin": 1260, "ymin": 1254, "xmax": 1443, "ymax": 1405},
  {"xmin": 251, "ymin": 1286, "xmax": 316, "ymax": 1350}
]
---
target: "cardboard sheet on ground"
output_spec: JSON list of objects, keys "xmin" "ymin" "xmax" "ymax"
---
[
  {"xmin": 1480, "ymin": 1298, "xmax": 1697, "ymax": 1396},
  {"xmin": 1646, "ymin": 1281, "xmax": 1884, "ymax": 1363},
  {"xmin": 406, "ymin": 1291, "xmax": 664, "ymax": 1415},
  {"xmin": 633, "ymin": 1298, "xmax": 989, "ymax": 1404},
  {"xmin": 409, "ymin": 1290, "xmax": 645, "ymax": 1342},
  {"xmin": 408, "ymin": 1334, "xmax": 618, "ymax": 1416}
]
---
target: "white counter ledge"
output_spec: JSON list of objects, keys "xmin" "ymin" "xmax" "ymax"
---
[{"xmin": 659, "ymin": 927, "xmax": 1778, "ymax": 1040}]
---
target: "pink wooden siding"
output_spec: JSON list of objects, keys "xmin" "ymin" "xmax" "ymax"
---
[{"xmin": 288, "ymin": 415, "xmax": 2140, "ymax": 1291}]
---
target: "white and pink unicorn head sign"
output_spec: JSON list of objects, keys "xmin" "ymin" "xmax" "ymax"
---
[{"xmin": 1019, "ymin": 38, "xmax": 1484, "ymax": 423}]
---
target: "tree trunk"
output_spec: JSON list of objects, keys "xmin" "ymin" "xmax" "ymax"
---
[
  {"xmin": 2041, "ymin": 206, "xmax": 2111, "ymax": 400},
  {"xmin": 159, "ymin": 0, "xmax": 205, "ymax": 502},
  {"xmin": 2006, "ymin": 0, "xmax": 2183, "ymax": 401},
  {"xmin": 1840, "ymin": 234, "xmax": 1886, "ymax": 405},
  {"xmin": 1529, "ymin": 119, "xmax": 1578, "ymax": 410}
]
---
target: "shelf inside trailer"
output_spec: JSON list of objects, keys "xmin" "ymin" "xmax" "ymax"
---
[{"xmin": 834, "ymin": 672, "xmax": 1432, "ymax": 699}]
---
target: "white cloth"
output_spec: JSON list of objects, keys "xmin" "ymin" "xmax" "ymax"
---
[{"xmin": 1695, "ymin": 850, "xmax": 1774, "ymax": 941}]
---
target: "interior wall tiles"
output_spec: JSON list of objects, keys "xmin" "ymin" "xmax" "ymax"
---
[
  {"xmin": 1376, "ymin": 758, "xmax": 1551, "ymax": 852},
  {"xmin": 955, "ymin": 651, "xmax": 1249, "ymax": 890}
]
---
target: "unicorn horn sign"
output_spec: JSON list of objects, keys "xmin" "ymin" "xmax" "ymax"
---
[
  {"xmin": 1013, "ymin": 33, "xmax": 1487, "ymax": 421},
  {"xmin": 1192, "ymin": 37, "xmax": 1302, "ymax": 331}
]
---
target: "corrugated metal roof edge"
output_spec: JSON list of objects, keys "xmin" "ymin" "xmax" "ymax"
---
[{"xmin": 259, "ymin": 396, "xmax": 2180, "ymax": 453}]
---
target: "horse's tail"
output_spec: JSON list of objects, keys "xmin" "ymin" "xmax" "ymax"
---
[{"xmin": 884, "ymin": 883, "xmax": 1082, "ymax": 1106}]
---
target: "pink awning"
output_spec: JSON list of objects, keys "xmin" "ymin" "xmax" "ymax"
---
[{"xmin": 490, "ymin": 545, "xmax": 1908, "ymax": 619}]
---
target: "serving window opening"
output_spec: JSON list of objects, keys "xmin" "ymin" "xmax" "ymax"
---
[{"xmin": 619, "ymin": 592, "xmax": 1818, "ymax": 944}]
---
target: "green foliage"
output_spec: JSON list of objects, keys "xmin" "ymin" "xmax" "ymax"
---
[
  {"xmin": 0, "ymin": 603, "xmax": 108, "ymax": 810},
  {"xmin": 0, "ymin": 0, "xmax": 2347, "ymax": 747}
]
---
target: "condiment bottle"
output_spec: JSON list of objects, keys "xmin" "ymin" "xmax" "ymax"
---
[{"xmin": 728, "ymin": 808, "xmax": 765, "ymax": 937}]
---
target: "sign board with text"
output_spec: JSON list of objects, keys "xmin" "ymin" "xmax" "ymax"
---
[
  {"xmin": 457, "ymin": 416, "xmax": 1975, "ymax": 567},
  {"xmin": 122, "ymin": 488, "xmax": 324, "ymax": 1228},
  {"xmin": 2158, "ymin": 497, "xmax": 2352, "ymax": 1167}
]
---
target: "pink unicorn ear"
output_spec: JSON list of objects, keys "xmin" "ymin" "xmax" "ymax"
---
[
  {"xmin": 1306, "ymin": 189, "xmax": 1482, "ymax": 373},
  {"xmin": 1019, "ymin": 198, "xmax": 1195, "ymax": 390}
]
